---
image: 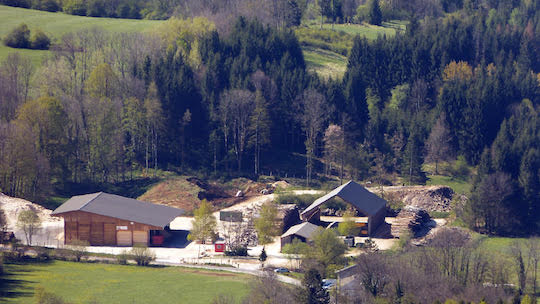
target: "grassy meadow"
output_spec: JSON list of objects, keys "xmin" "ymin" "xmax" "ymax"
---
[
  {"xmin": 300, "ymin": 20, "xmax": 406, "ymax": 78},
  {"xmin": 0, "ymin": 5, "xmax": 163, "ymax": 64},
  {"xmin": 1, "ymin": 261, "xmax": 250, "ymax": 303}
]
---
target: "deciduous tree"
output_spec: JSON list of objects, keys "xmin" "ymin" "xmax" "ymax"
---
[
  {"xmin": 17, "ymin": 209, "xmax": 41, "ymax": 245},
  {"xmin": 254, "ymin": 202, "xmax": 280, "ymax": 245}
]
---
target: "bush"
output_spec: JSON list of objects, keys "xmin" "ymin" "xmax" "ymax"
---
[
  {"xmin": 86, "ymin": 0, "xmax": 105, "ymax": 17},
  {"xmin": 450, "ymin": 156, "xmax": 470, "ymax": 179},
  {"xmin": 33, "ymin": 0, "xmax": 60, "ymax": 12},
  {"xmin": 4, "ymin": 23, "xmax": 31, "ymax": 48},
  {"xmin": 69, "ymin": 240, "xmax": 89, "ymax": 262},
  {"xmin": 30, "ymin": 29, "xmax": 51, "ymax": 50},
  {"xmin": 63, "ymin": 0, "xmax": 86, "ymax": 16},
  {"xmin": 224, "ymin": 246, "xmax": 248, "ymax": 256},
  {"xmin": 34, "ymin": 286, "xmax": 66, "ymax": 304},
  {"xmin": 0, "ymin": 0, "xmax": 31, "ymax": 8},
  {"xmin": 130, "ymin": 245, "xmax": 155, "ymax": 266},
  {"xmin": 116, "ymin": 250, "xmax": 129, "ymax": 265}
]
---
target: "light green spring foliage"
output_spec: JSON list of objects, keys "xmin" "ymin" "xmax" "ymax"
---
[
  {"xmin": 254, "ymin": 202, "xmax": 280, "ymax": 245},
  {"xmin": 308, "ymin": 228, "xmax": 347, "ymax": 270},
  {"xmin": 188, "ymin": 200, "xmax": 217, "ymax": 243},
  {"xmin": 282, "ymin": 238, "xmax": 310, "ymax": 256},
  {"xmin": 337, "ymin": 210, "xmax": 359, "ymax": 236},
  {"xmin": 155, "ymin": 17, "xmax": 215, "ymax": 68},
  {"xmin": 85, "ymin": 63, "xmax": 119, "ymax": 99}
]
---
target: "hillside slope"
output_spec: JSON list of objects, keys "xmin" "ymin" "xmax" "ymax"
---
[{"xmin": 0, "ymin": 5, "xmax": 162, "ymax": 63}]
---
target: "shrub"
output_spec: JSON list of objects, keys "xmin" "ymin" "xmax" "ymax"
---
[
  {"xmin": 86, "ymin": 0, "xmax": 105, "ymax": 17},
  {"xmin": 30, "ymin": 29, "xmax": 51, "ymax": 50},
  {"xmin": 4, "ymin": 23, "xmax": 31, "ymax": 48},
  {"xmin": 33, "ymin": 0, "xmax": 60, "ymax": 12},
  {"xmin": 116, "ymin": 250, "xmax": 129, "ymax": 265},
  {"xmin": 224, "ymin": 246, "xmax": 248, "ymax": 256},
  {"xmin": 130, "ymin": 245, "xmax": 155, "ymax": 266},
  {"xmin": 63, "ymin": 0, "xmax": 86, "ymax": 16},
  {"xmin": 69, "ymin": 240, "xmax": 89, "ymax": 262},
  {"xmin": 34, "ymin": 286, "xmax": 66, "ymax": 304},
  {"xmin": 0, "ymin": 0, "xmax": 31, "ymax": 8}
]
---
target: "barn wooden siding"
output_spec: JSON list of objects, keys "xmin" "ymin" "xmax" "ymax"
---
[{"xmin": 61, "ymin": 210, "xmax": 161, "ymax": 246}]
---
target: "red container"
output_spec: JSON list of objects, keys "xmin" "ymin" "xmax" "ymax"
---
[
  {"xmin": 152, "ymin": 235, "xmax": 164, "ymax": 246},
  {"xmin": 214, "ymin": 242, "xmax": 225, "ymax": 252}
]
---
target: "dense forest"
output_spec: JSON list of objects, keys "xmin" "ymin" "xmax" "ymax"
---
[{"xmin": 0, "ymin": 0, "xmax": 538, "ymax": 235}]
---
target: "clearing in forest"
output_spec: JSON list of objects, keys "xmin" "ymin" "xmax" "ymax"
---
[{"xmin": 0, "ymin": 5, "xmax": 162, "ymax": 64}]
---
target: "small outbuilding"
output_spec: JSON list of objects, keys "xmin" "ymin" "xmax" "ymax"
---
[
  {"xmin": 300, "ymin": 180, "xmax": 387, "ymax": 236},
  {"xmin": 52, "ymin": 192, "xmax": 184, "ymax": 246},
  {"xmin": 280, "ymin": 222, "xmax": 320, "ymax": 250}
]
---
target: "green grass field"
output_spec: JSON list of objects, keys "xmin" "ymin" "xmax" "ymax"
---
[
  {"xmin": 307, "ymin": 21, "xmax": 405, "ymax": 39},
  {"xmin": 1, "ymin": 261, "xmax": 250, "ymax": 303},
  {"xmin": 303, "ymin": 46, "xmax": 347, "ymax": 79},
  {"xmin": 0, "ymin": 5, "xmax": 163, "ymax": 65},
  {"xmin": 426, "ymin": 175, "xmax": 471, "ymax": 194},
  {"xmin": 301, "ymin": 20, "xmax": 406, "ymax": 78}
]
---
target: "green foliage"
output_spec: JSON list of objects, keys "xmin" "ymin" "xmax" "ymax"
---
[
  {"xmin": 129, "ymin": 245, "xmax": 155, "ymax": 266},
  {"xmin": 4, "ymin": 23, "xmax": 30, "ymax": 48},
  {"xmin": 16, "ymin": 209, "xmax": 41, "ymax": 245},
  {"xmin": 274, "ymin": 193, "xmax": 320, "ymax": 209},
  {"xmin": 300, "ymin": 268, "xmax": 330, "ymax": 304},
  {"xmin": 282, "ymin": 238, "xmax": 310, "ymax": 256},
  {"xmin": 368, "ymin": 0, "xmax": 382, "ymax": 25},
  {"xmin": 337, "ymin": 211, "xmax": 359, "ymax": 236},
  {"xmin": 116, "ymin": 250, "xmax": 129, "ymax": 265},
  {"xmin": 6, "ymin": 260, "xmax": 250, "ymax": 303},
  {"xmin": 254, "ymin": 202, "xmax": 280, "ymax": 245},
  {"xmin": 34, "ymin": 286, "xmax": 67, "ymax": 304},
  {"xmin": 30, "ymin": 29, "xmax": 50, "ymax": 50},
  {"xmin": 188, "ymin": 200, "xmax": 217, "ymax": 243},
  {"xmin": 69, "ymin": 240, "xmax": 89, "ymax": 262},
  {"xmin": 224, "ymin": 246, "xmax": 248, "ymax": 256},
  {"xmin": 308, "ymin": 228, "xmax": 347, "ymax": 272},
  {"xmin": 295, "ymin": 27, "xmax": 353, "ymax": 56},
  {"xmin": 62, "ymin": 0, "xmax": 86, "ymax": 15}
]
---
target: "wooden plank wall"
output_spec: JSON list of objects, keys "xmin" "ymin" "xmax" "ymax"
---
[{"xmin": 60, "ymin": 211, "xmax": 162, "ymax": 246}]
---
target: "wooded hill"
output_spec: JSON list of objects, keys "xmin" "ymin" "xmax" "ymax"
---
[{"xmin": 0, "ymin": 0, "xmax": 538, "ymax": 236}]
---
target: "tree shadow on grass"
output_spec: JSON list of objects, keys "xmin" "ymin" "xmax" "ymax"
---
[{"xmin": 0, "ymin": 272, "xmax": 35, "ymax": 302}]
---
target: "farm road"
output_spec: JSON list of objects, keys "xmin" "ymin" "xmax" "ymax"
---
[{"xmin": 153, "ymin": 260, "xmax": 301, "ymax": 286}]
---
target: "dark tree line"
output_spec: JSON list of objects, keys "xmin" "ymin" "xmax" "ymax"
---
[{"xmin": 0, "ymin": 0, "xmax": 538, "ymax": 234}]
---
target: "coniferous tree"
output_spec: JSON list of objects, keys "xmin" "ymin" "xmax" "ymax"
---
[
  {"xmin": 368, "ymin": 0, "xmax": 382, "ymax": 26},
  {"xmin": 300, "ymin": 268, "xmax": 330, "ymax": 304}
]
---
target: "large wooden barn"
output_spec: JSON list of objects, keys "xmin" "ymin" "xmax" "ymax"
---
[
  {"xmin": 300, "ymin": 180, "xmax": 387, "ymax": 236},
  {"xmin": 52, "ymin": 192, "xmax": 184, "ymax": 246}
]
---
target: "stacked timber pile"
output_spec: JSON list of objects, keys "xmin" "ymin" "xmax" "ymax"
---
[{"xmin": 391, "ymin": 206, "xmax": 432, "ymax": 238}]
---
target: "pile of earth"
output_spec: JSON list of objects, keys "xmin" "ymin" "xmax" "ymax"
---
[
  {"xmin": 372, "ymin": 185, "xmax": 455, "ymax": 212},
  {"xmin": 0, "ymin": 193, "xmax": 59, "ymax": 232},
  {"xmin": 140, "ymin": 176, "xmax": 291, "ymax": 212}
]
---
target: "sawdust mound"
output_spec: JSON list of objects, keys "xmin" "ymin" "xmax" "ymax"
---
[{"xmin": 0, "ymin": 193, "xmax": 59, "ymax": 231}]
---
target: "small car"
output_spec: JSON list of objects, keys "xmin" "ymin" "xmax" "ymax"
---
[
  {"xmin": 322, "ymin": 279, "xmax": 337, "ymax": 289},
  {"xmin": 274, "ymin": 267, "xmax": 290, "ymax": 273}
]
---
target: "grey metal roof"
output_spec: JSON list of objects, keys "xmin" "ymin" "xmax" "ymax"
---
[
  {"xmin": 301, "ymin": 180, "xmax": 386, "ymax": 218},
  {"xmin": 52, "ymin": 192, "xmax": 184, "ymax": 228},
  {"xmin": 281, "ymin": 222, "xmax": 320, "ymax": 239}
]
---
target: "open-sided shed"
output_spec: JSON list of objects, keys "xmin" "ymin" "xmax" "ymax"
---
[
  {"xmin": 52, "ymin": 192, "xmax": 184, "ymax": 246},
  {"xmin": 280, "ymin": 222, "xmax": 320, "ymax": 250},
  {"xmin": 300, "ymin": 180, "xmax": 387, "ymax": 236}
]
